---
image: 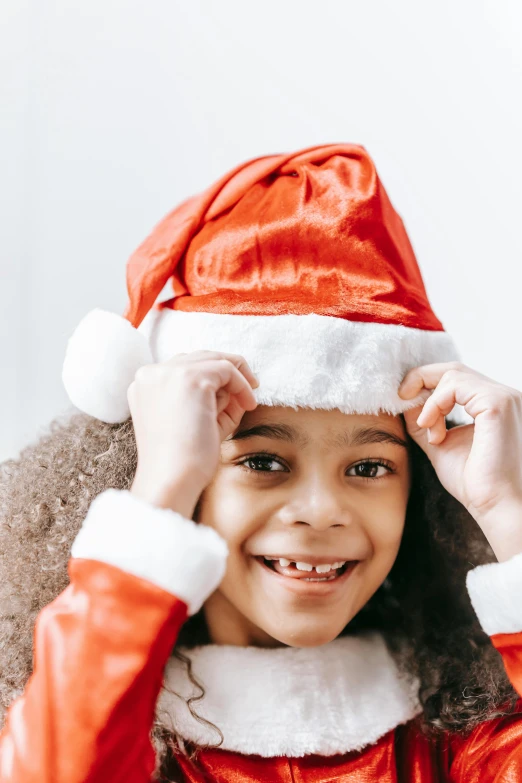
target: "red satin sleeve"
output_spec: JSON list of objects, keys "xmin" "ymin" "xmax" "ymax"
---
[
  {"xmin": 449, "ymin": 631, "xmax": 522, "ymax": 781},
  {"xmin": 0, "ymin": 557, "xmax": 188, "ymax": 783}
]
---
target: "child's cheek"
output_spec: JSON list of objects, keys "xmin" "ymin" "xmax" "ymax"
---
[{"xmin": 196, "ymin": 475, "xmax": 266, "ymax": 549}]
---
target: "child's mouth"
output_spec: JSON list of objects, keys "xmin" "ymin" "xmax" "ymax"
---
[{"xmin": 256, "ymin": 556, "xmax": 353, "ymax": 581}]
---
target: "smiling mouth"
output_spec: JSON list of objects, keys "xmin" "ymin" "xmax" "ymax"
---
[{"xmin": 255, "ymin": 556, "xmax": 354, "ymax": 582}]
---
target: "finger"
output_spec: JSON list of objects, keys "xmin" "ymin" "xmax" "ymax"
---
[
  {"xmin": 399, "ymin": 362, "xmax": 495, "ymax": 401},
  {"xmin": 202, "ymin": 359, "xmax": 258, "ymax": 411},
  {"xmin": 216, "ymin": 388, "xmax": 231, "ymax": 416},
  {"xmin": 171, "ymin": 350, "xmax": 259, "ymax": 389},
  {"xmin": 217, "ymin": 397, "xmax": 245, "ymax": 440},
  {"xmin": 417, "ymin": 372, "xmax": 494, "ymax": 427},
  {"xmin": 398, "ymin": 362, "xmax": 468, "ymax": 398},
  {"xmin": 399, "ymin": 363, "xmax": 504, "ymax": 428},
  {"xmin": 426, "ymin": 413, "xmax": 448, "ymax": 445},
  {"xmin": 218, "ymin": 352, "xmax": 259, "ymax": 390},
  {"xmin": 416, "ymin": 384, "xmax": 458, "ymax": 428},
  {"xmin": 402, "ymin": 405, "xmax": 430, "ymax": 447},
  {"xmin": 403, "ymin": 404, "xmax": 448, "ymax": 450},
  {"xmin": 410, "ymin": 387, "xmax": 451, "ymax": 445}
]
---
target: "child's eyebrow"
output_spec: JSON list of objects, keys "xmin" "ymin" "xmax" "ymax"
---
[
  {"xmin": 227, "ymin": 423, "xmax": 409, "ymax": 450},
  {"xmin": 333, "ymin": 428, "xmax": 409, "ymax": 450},
  {"xmin": 227, "ymin": 423, "xmax": 307, "ymax": 447}
]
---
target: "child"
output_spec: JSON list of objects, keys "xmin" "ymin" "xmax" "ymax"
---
[{"xmin": 1, "ymin": 142, "xmax": 522, "ymax": 782}]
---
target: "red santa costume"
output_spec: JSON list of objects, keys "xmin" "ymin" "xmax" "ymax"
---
[{"xmin": 1, "ymin": 143, "xmax": 522, "ymax": 782}]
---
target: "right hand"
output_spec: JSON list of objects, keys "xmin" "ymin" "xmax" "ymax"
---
[{"xmin": 128, "ymin": 350, "xmax": 259, "ymax": 517}]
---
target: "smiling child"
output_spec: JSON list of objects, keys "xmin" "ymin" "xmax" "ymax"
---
[{"xmin": 1, "ymin": 144, "xmax": 522, "ymax": 782}]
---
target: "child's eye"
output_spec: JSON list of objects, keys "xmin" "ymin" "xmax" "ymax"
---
[
  {"xmin": 238, "ymin": 456, "xmax": 394, "ymax": 480},
  {"xmin": 239, "ymin": 454, "xmax": 287, "ymax": 473},
  {"xmin": 347, "ymin": 460, "xmax": 394, "ymax": 481}
]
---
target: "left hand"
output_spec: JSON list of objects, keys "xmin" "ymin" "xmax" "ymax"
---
[{"xmin": 398, "ymin": 361, "xmax": 522, "ymax": 559}]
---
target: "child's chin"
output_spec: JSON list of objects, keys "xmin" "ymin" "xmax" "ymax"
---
[{"xmin": 262, "ymin": 621, "xmax": 349, "ymax": 649}]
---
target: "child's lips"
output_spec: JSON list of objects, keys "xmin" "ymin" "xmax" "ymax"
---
[
  {"xmin": 268, "ymin": 559, "xmax": 343, "ymax": 579},
  {"xmin": 253, "ymin": 556, "xmax": 360, "ymax": 596},
  {"xmin": 254, "ymin": 555, "xmax": 360, "ymax": 583}
]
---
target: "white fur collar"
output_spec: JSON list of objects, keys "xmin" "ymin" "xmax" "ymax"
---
[{"xmin": 157, "ymin": 631, "xmax": 421, "ymax": 758}]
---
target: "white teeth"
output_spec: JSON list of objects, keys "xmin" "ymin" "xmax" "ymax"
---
[
  {"xmin": 263, "ymin": 557, "xmax": 348, "ymax": 572},
  {"xmin": 295, "ymin": 562, "xmax": 314, "ymax": 572}
]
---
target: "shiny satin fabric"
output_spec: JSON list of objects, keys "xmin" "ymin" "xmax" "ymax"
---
[
  {"xmin": 175, "ymin": 725, "xmax": 440, "ymax": 783},
  {"xmin": 0, "ymin": 560, "xmax": 189, "ymax": 782},
  {"xmin": 175, "ymin": 704, "xmax": 522, "ymax": 783},
  {"xmin": 1, "ymin": 559, "xmax": 522, "ymax": 782},
  {"xmin": 123, "ymin": 143, "xmax": 444, "ymax": 333}
]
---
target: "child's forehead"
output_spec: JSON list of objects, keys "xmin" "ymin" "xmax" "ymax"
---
[
  {"xmin": 231, "ymin": 405, "xmax": 407, "ymax": 447},
  {"xmin": 241, "ymin": 404, "xmax": 401, "ymax": 427}
]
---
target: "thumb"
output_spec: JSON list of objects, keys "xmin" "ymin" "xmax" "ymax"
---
[{"xmin": 402, "ymin": 405, "xmax": 431, "ymax": 454}]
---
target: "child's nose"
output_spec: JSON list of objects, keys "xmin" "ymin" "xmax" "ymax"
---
[{"xmin": 279, "ymin": 483, "xmax": 354, "ymax": 531}]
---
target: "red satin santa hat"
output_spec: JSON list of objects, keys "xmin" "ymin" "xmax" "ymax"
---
[{"xmin": 62, "ymin": 142, "xmax": 468, "ymax": 425}]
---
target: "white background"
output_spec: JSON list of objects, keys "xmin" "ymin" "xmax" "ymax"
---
[{"xmin": 1, "ymin": 0, "xmax": 521, "ymax": 462}]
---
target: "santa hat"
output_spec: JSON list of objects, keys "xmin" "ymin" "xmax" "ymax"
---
[{"xmin": 62, "ymin": 142, "xmax": 468, "ymax": 426}]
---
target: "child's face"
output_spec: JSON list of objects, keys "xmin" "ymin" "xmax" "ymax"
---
[{"xmin": 198, "ymin": 405, "xmax": 412, "ymax": 648}]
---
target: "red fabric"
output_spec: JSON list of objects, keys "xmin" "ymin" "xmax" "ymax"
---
[
  {"xmin": 0, "ymin": 559, "xmax": 188, "ymax": 782},
  {"xmin": 2, "ymin": 559, "xmax": 522, "ymax": 783},
  {"xmin": 123, "ymin": 143, "xmax": 444, "ymax": 333}
]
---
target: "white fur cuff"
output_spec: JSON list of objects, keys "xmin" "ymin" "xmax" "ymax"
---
[
  {"xmin": 70, "ymin": 488, "xmax": 229, "ymax": 615},
  {"xmin": 466, "ymin": 552, "xmax": 522, "ymax": 636}
]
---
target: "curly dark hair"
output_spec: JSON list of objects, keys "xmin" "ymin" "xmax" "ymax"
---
[{"xmin": 0, "ymin": 408, "xmax": 518, "ymax": 781}]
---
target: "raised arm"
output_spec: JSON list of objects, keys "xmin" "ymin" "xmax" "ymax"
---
[
  {"xmin": 0, "ymin": 488, "xmax": 228, "ymax": 783},
  {"xmin": 448, "ymin": 551, "xmax": 522, "ymax": 781},
  {"xmin": 0, "ymin": 348, "xmax": 258, "ymax": 781}
]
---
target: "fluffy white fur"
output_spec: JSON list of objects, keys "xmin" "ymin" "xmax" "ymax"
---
[
  {"xmin": 466, "ymin": 552, "xmax": 522, "ymax": 636},
  {"xmin": 62, "ymin": 306, "xmax": 471, "ymax": 425},
  {"xmin": 157, "ymin": 631, "xmax": 422, "ymax": 757},
  {"xmin": 70, "ymin": 488, "xmax": 229, "ymax": 616},
  {"xmin": 62, "ymin": 308, "xmax": 153, "ymax": 423}
]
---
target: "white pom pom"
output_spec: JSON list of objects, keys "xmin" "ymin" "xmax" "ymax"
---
[{"xmin": 62, "ymin": 308, "xmax": 153, "ymax": 423}]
